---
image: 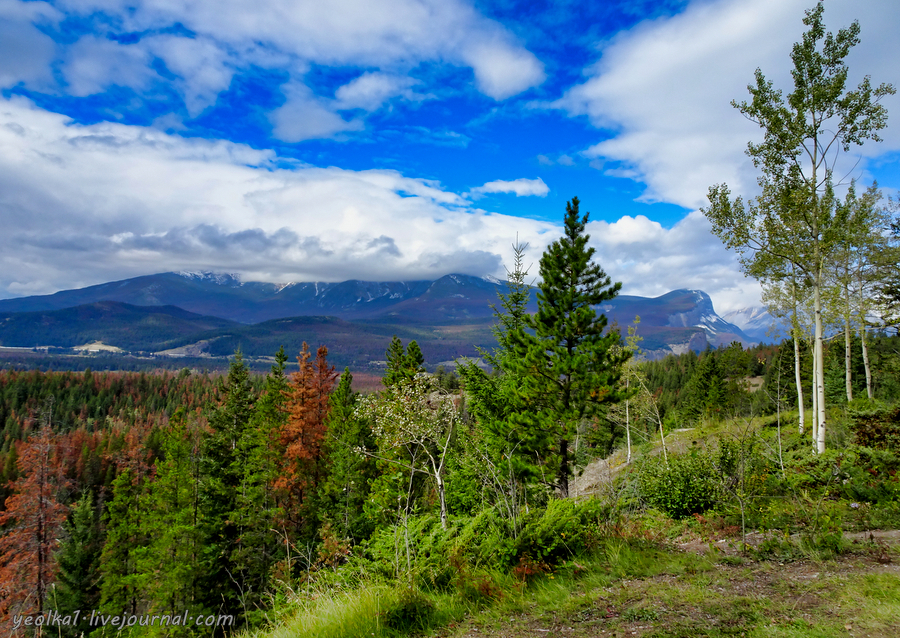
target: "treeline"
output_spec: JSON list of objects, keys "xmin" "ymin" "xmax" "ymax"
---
[{"xmin": 639, "ymin": 333, "xmax": 900, "ymax": 426}]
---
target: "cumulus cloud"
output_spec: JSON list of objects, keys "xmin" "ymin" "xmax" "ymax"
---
[
  {"xmin": 0, "ymin": 96, "xmax": 559, "ymax": 297},
  {"xmin": 553, "ymin": 0, "xmax": 900, "ymax": 208},
  {"xmin": 471, "ymin": 177, "xmax": 550, "ymax": 197},
  {"xmin": 0, "ymin": 1, "xmax": 60, "ymax": 89},
  {"xmin": 270, "ymin": 81, "xmax": 364, "ymax": 142},
  {"xmin": 62, "ymin": 36, "xmax": 157, "ymax": 97},
  {"xmin": 460, "ymin": 37, "xmax": 546, "ymax": 100},
  {"xmin": 146, "ymin": 35, "xmax": 236, "ymax": 117},
  {"xmin": 18, "ymin": 0, "xmax": 545, "ymax": 130},
  {"xmin": 0, "ymin": 95, "xmax": 759, "ymax": 312},
  {"xmin": 587, "ymin": 212, "xmax": 760, "ymax": 314},
  {"xmin": 335, "ymin": 72, "xmax": 422, "ymax": 111}
]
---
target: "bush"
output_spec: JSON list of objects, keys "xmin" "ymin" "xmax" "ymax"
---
[
  {"xmin": 381, "ymin": 587, "xmax": 435, "ymax": 634},
  {"xmin": 638, "ymin": 451, "xmax": 722, "ymax": 519}
]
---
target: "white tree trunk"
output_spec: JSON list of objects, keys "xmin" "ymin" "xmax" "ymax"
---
[
  {"xmin": 793, "ymin": 330, "xmax": 805, "ymax": 435},
  {"xmin": 845, "ymin": 284, "xmax": 853, "ymax": 402},
  {"xmin": 814, "ymin": 280, "xmax": 826, "ymax": 454},
  {"xmin": 861, "ymin": 326, "xmax": 873, "ymax": 399}
]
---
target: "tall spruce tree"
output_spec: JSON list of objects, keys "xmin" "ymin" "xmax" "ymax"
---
[
  {"xmin": 231, "ymin": 347, "xmax": 289, "ymax": 621},
  {"xmin": 54, "ymin": 491, "xmax": 103, "ymax": 637},
  {"xmin": 507, "ymin": 197, "xmax": 628, "ymax": 498},
  {"xmin": 199, "ymin": 351, "xmax": 256, "ymax": 615}
]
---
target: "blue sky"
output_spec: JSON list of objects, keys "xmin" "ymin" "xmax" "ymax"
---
[{"xmin": 1, "ymin": 0, "xmax": 898, "ymax": 314}]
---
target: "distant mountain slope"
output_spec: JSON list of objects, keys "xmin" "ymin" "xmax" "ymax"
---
[
  {"xmin": 0, "ymin": 302, "xmax": 238, "ymax": 352},
  {"xmin": 0, "ymin": 272, "xmax": 757, "ymax": 360}
]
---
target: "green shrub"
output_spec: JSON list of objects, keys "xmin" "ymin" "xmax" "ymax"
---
[
  {"xmin": 381, "ymin": 587, "xmax": 435, "ymax": 634},
  {"xmin": 513, "ymin": 498, "xmax": 606, "ymax": 566},
  {"xmin": 638, "ymin": 451, "xmax": 722, "ymax": 519}
]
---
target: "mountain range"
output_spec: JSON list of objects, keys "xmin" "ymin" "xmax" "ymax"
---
[{"xmin": 0, "ymin": 272, "xmax": 773, "ymax": 368}]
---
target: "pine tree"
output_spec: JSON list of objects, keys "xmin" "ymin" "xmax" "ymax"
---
[
  {"xmin": 405, "ymin": 341, "xmax": 425, "ymax": 376},
  {"xmin": 98, "ymin": 467, "xmax": 148, "ymax": 617},
  {"xmin": 136, "ymin": 408, "xmax": 207, "ymax": 625},
  {"xmin": 507, "ymin": 197, "xmax": 628, "ymax": 498},
  {"xmin": 383, "ymin": 337, "xmax": 425, "ymax": 387},
  {"xmin": 458, "ymin": 239, "xmax": 534, "ymax": 520},
  {"xmin": 231, "ymin": 347, "xmax": 290, "ymax": 620}
]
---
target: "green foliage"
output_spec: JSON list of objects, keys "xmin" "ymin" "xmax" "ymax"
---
[
  {"xmin": 382, "ymin": 337, "xmax": 424, "ymax": 387},
  {"xmin": 320, "ymin": 368, "xmax": 376, "ymax": 542},
  {"xmin": 848, "ymin": 403, "xmax": 900, "ymax": 450},
  {"xmin": 381, "ymin": 587, "xmax": 436, "ymax": 633},
  {"xmin": 98, "ymin": 468, "xmax": 148, "ymax": 616},
  {"xmin": 54, "ymin": 491, "xmax": 103, "ymax": 637},
  {"xmin": 513, "ymin": 499, "xmax": 607, "ymax": 567},
  {"xmin": 638, "ymin": 452, "xmax": 722, "ymax": 519},
  {"xmin": 198, "ymin": 351, "xmax": 258, "ymax": 616}
]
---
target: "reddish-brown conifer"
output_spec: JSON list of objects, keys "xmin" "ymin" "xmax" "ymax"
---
[
  {"xmin": 0, "ymin": 421, "xmax": 70, "ymax": 620},
  {"xmin": 276, "ymin": 343, "xmax": 338, "ymax": 532}
]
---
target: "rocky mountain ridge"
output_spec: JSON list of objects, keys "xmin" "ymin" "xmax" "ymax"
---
[{"xmin": 0, "ymin": 272, "xmax": 765, "ymax": 363}]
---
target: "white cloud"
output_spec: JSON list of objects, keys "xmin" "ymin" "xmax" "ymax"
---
[
  {"xmin": 146, "ymin": 35, "xmax": 236, "ymax": 117},
  {"xmin": 554, "ymin": 0, "xmax": 900, "ymax": 209},
  {"xmin": 460, "ymin": 36, "xmax": 545, "ymax": 100},
  {"xmin": 587, "ymin": 212, "xmax": 760, "ymax": 314},
  {"xmin": 41, "ymin": 0, "xmax": 545, "ymax": 120},
  {"xmin": 0, "ymin": 95, "xmax": 759, "ymax": 313},
  {"xmin": 62, "ymin": 36, "xmax": 156, "ymax": 96},
  {"xmin": 269, "ymin": 81, "xmax": 364, "ymax": 142},
  {"xmin": 335, "ymin": 72, "xmax": 420, "ymax": 111},
  {"xmin": 0, "ymin": 0, "xmax": 60, "ymax": 89},
  {"xmin": 0, "ymin": 96, "xmax": 559, "ymax": 296},
  {"xmin": 471, "ymin": 177, "xmax": 550, "ymax": 197}
]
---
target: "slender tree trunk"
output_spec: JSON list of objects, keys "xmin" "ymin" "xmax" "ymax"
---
[
  {"xmin": 793, "ymin": 329, "xmax": 805, "ymax": 435},
  {"xmin": 625, "ymin": 393, "xmax": 632, "ymax": 464},
  {"xmin": 558, "ymin": 438, "xmax": 569, "ymax": 499},
  {"xmin": 814, "ymin": 277, "xmax": 826, "ymax": 453},
  {"xmin": 861, "ymin": 325, "xmax": 873, "ymax": 399},
  {"xmin": 811, "ymin": 338, "xmax": 819, "ymax": 449},
  {"xmin": 844, "ymin": 283, "xmax": 853, "ymax": 402}
]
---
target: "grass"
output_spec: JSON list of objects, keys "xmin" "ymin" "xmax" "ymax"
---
[{"xmin": 439, "ymin": 545, "xmax": 900, "ymax": 638}]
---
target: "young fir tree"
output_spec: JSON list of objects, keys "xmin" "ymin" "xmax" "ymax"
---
[
  {"xmin": 680, "ymin": 352, "xmax": 726, "ymax": 424},
  {"xmin": 506, "ymin": 197, "xmax": 628, "ymax": 498},
  {"xmin": 383, "ymin": 337, "xmax": 425, "ymax": 387},
  {"xmin": 231, "ymin": 346, "xmax": 290, "ymax": 621},
  {"xmin": 458, "ymin": 239, "xmax": 534, "ymax": 519},
  {"xmin": 99, "ymin": 467, "xmax": 149, "ymax": 617},
  {"xmin": 135, "ymin": 408, "xmax": 207, "ymax": 629}
]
